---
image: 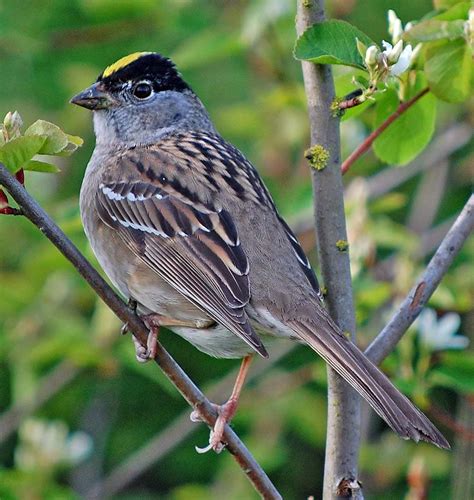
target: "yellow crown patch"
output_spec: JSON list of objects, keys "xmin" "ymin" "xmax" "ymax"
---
[{"xmin": 102, "ymin": 52, "xmax": 153, "ymax": 78}]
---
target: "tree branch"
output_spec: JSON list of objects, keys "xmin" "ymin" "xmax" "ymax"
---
[
  {"xmin": 296, "ymin": 2, "xmax": 361, "ymax": 499},
  {"xmin": 86, "ymin": 343, "xmax": 294, "ymax": 498},
  {"xmin": 341, "ymin": 88, "xmax": 430, "ymax": 175},
  {"xmin": 0, "ymin": 162, "xmax": 282, "ymax": 500},
  {"xmin": 365, "ymin": 194, "xmax": 474, "ymax": 364}
]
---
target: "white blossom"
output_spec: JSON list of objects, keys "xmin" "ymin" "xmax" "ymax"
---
[
  {"xmin": 389, "ymin": 44, "xmax": 413, "ymax": 76},
  {"xmin": 416, "ymin": 308, "xmax": 469, "ymax": 351},
  {"xmin": 15, "ymin": 418, "xmax": 93, "ymax": 472},
  {"xmin": 388, "ymin": 9, "xmax": 404, "ymax": 44}
]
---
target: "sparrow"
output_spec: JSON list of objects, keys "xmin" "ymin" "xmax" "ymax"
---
[{"xmin": 71, "ymin": 52, "xmax": 449, "ymax": 453}]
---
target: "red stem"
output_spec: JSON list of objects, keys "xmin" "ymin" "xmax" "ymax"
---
[{"xmin": 341, "ymin": 87, "xmax": 430, "ymax": 175}]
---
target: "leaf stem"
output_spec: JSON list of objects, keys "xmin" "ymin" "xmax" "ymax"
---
[{"xmin": 341, "ymin": 87, "xmax": 430, "ymax": 175}]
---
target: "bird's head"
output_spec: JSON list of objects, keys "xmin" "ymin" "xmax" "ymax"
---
[{"xmin": 71, "ymin": 52, "xmax": 214, "ymax": 146}]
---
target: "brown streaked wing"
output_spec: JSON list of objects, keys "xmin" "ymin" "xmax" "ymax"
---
[{"xmin": 96, "ymin": 179, "xmax": 268, "ymax": 357}]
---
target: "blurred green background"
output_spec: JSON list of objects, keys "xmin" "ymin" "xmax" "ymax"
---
[{"xmin": 0, "ymin": 0, "xmax": 473, "ymax": 498}]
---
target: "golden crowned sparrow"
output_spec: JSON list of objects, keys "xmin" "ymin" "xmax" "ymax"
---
[{"xmin": 71, "ymin": 52, "xmax": 449, "ymax": 452}]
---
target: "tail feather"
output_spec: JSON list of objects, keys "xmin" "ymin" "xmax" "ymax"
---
[{"xmin": 289, "ymin": 313, "xmax": 450, "ymax": 449}]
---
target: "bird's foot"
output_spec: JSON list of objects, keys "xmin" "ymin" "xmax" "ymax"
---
[
  {"xmin": 133, "ymin": 313, "xmax": 160, "ymax": 363},
  {"xmin": 190, "ymin": 356, "xmax": 252, "ymax": 454},
  {"xmin": 192, "ymin": 398, "xmax": 239, "ymax": 454}
]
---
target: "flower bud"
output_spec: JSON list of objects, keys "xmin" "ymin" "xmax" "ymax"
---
[
  {"xmin": 387, "ymin": 39, "xmax": 403, "ymax": 64},
  {"xmin": 364, "ymin": 45, "xmax": 379, "ymax": 68},
  {"xmin": 3, "ymin": 111, "xmax": 23, "ymax": 139},
  {"xmin": 388, "ymin": 9, "xmax": 403, "ymax": 44}
]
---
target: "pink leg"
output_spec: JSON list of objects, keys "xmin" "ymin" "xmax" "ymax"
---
[
  {"xmin": 134, "ymin": 314, "xmax": 160, "ymax": 363},
  {"xmin": 194, "ymin": 355, "xmax": 253, "ymax": 453}
]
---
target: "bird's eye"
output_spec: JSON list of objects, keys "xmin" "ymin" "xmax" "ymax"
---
[{"xmin": 133, "ymin": 82, "xmax": 153, "ymax": 99}]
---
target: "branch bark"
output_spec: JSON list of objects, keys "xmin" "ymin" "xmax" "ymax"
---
[
  {"xmin": 0, "ymin": 162, "xmax": 282, "ymax": 500},
  {"xmin": 296, "ymin": 2, "xmax": 361, "ymax": 499},
  {"xmin": 86, "ymin": 343, "xmax": 293, "ymax": 498},
  {"xmin": 365, "ymin": 194, "xmax": 474, "ymax": 364}
]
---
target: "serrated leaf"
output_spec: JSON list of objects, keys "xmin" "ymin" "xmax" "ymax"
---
[
  {"xmin": 373, "ymin": 76, "xmax": 436, "ymax": 165},
  {"xmin": 404, "ymin": 19, "xmax": 465, "ymax": 43},
  {"xmin": 25, "ymin": 120, "xmax": 68, "ymax": 155},
  {"xmin": 294, "ymin": 20, "xmax": 375, "ymax": 70},
  {"xmin": 0, "ymin": 135, "xmax": 46, "ymax": 173},
  {"xmin": 23, "ymin": 160, "xmax": 61, "ymax": 173},
  {"xmin": 425, "ymin": 38, "xmax": 472, "ymax": 102}
]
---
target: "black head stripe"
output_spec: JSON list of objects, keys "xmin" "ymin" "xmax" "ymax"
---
[{"xmin": 98, "ymin": 53, "xmax": 190, "ymax": 93}]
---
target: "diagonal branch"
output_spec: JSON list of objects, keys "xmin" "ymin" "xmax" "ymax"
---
[
  {"xmin": 341, "ymin": 88, "xmax": 430, "ymax": 175},
  {"xmin": 0, "ymin": 162, "xmax": 282, "ymax": 500},
  {"xmin": 296, "ymin": 2, "xmax": 361, "ymax": 499},
  {"xmin": 86, "ymin": 343, "xmax": 294, "ymax": 498},
  {"xmin": 366, "ymin": 194, "xmax": 474, "ymax": 364}
]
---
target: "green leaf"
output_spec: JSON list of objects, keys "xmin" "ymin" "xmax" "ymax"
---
[
  {"xmin": 23, "ymin": 160, "xmax": 60, "ymax": 173},
  {"xmin": 66, "ymin": 134, "xmax": 83, "ymax": 147},
  {"xmin": 54, "ymin": 134, "xmax": 84, "ymax": 157},
  {"xmin": 25, "ymin": 120, "xmax": 68, "ymax": 155},
  {"xmin": 373, "ymin": 77, "xmax": 437, "ymax": 165},
  {"xmin": 429, "ymin": 362, "xmax": 474, "ymax": 393},
  {"xmin": 432, "ymin": 2, "xmax": 471, "ymax": 20},
  {"xmin": 0, "ymin": 135, "xmax": 46, "ymax": 173},
  {"xmin": 425, "ymin": 38, "xmax": 472, "ymax": 102},
  {"xmin": 433, "ymin": 0, "xmax": 470, "ymax": 12},
  {"xmin": 404, "ymin": 19, "xmax": 465, "ymax": 43},
  {"xmin": 294, "ymin": 20, "xmax": 375, "ymax": 70}
]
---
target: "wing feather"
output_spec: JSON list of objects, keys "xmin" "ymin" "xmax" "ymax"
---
[{"xmin": 96, "ymin": 178, "xmax": 267, "ymax": 357}]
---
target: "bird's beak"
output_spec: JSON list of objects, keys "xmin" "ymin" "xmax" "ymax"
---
[{"xmin": 70, "ymin": 82, "xmax": 116, "ymax": 110}]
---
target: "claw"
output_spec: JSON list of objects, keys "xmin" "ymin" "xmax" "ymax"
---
[
  {"xmin": 195, "ymin": 429, "xmax": 225, "ymax": 454},
  {"xmin": 191, "ymin": 356, "xmax": 253, "ymax": 454}
]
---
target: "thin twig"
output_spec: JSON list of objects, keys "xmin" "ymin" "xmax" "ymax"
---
[
  {"xmin": 296, "ymin": 2, "xmax": 361, "ymax": 499},
  {"xmin": 341, "ymin": 87, "xmax": 430, "ymax": 175},
  {"xmin": 0, "ymin": 163, "xmax": 282, "ymax": 500},
  {"xmin": 365, "ymin": 194, "xmax": 474, "ymax": 364}
]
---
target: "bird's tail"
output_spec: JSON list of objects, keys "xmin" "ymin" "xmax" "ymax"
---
[{"xmin": 288, "ymin": 310, "xmax": 450, "ymax": 449}]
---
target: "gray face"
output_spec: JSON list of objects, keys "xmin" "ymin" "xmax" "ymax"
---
[{"xmin": 73, "ymin": 80, "xmax": 216, "ymax": 147}]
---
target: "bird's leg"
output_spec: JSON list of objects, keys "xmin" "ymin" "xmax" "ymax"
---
[
  {"xmin": 193, "ymin": 355, "xmax": 253, "ymax": 454},
  {"xmin": 133, "ymin": 314, "xmax": 210, "ymax": 363},
  {"xmin": 120, "ymin": 298, "xmax": 138, "ymax": 335},
  {"xmin": 119, "ymin": 298, "xmax": 158, "ymax": 362},
  {"xmin": 133, "ymin": 313, "xmax": 161, "ymax": 362}
]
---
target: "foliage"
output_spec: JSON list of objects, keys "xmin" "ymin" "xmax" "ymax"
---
[
  {"xmin": 0, "ymin": 0, "xmax": 472, "ymax": 498},
  {"xmin": 295, "ymin": 1, "xmax": 473, "ymax": 164}
]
